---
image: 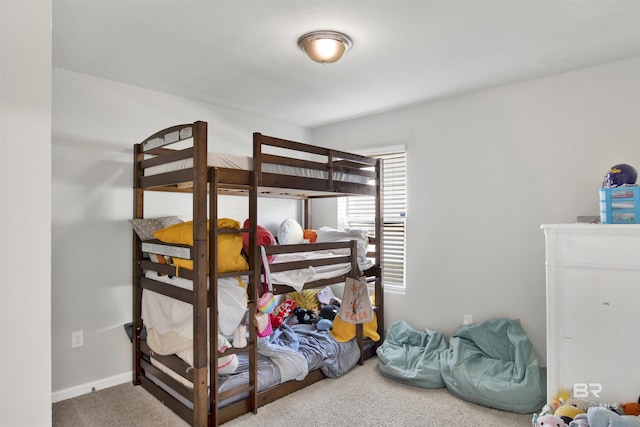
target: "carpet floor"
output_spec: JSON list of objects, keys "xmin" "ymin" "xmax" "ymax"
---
[{"xmin": 53, "ymin": 358, "xmax": 534, "ymax": 426}]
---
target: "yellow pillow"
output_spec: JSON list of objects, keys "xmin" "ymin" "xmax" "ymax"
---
[
  {"xmin": 331, "ymin": 313, "xmax": 380, "ymax": 343},
  {"xmin": 153, "ymin": 218, "xmax": 248, "ymax": 273},
  {"xmin": 285, "ymin": 289, "xmax": 321, "ymax": 311}
]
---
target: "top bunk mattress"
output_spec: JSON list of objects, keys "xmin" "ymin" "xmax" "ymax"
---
[{"xmin": 144, "ymin": 152, "xmax": 370, "ymax": 185}]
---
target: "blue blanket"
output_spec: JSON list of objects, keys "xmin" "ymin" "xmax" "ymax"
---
[{"xmin": 270, "ymin": 323, "xmax": 360, "ymax": 378}]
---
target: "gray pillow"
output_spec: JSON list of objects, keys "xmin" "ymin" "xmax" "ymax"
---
[{"xmin": 128, "ymin": 216, "xmax": 183, "ymax": 241}]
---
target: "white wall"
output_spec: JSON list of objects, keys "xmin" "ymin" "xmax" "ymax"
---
[
  {"xmin": 51, "ymin": 68, "xmax": 308, "ymax": 397},
  {"xmin": 311, "ymin": 57, "xmax": 640, "ymax": 364},
  {"xmin": 0, "ymin": 1, "xmax": 52, "ymax": 425},
  {"xmin": 48, "ymin": 52, "xmax": 640, "ymax": 399}
]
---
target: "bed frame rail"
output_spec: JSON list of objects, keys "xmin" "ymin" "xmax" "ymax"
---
[
  {"xmin": 262, "ymin": 240, "xmax": 359, "ymax": 294},
  {"xmin": 254, "ymin": 132, "xmax": 377, "ymax": 196}
]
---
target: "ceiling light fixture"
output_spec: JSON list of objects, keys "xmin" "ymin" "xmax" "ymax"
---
[{"xmin": 297, "ymin": 30, "xmax": 352, "ymax": 64}]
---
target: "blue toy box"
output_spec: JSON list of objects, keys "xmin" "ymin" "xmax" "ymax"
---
[{"xmin": 600, "ymin": 186, "xmax": 640, "ymax": 224}]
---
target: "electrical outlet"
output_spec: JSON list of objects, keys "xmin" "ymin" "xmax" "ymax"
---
[
  {"xmin": 72, "ymin": 330, "xmax": 84, "ymax": 349},
  {"xmin": 463, "ymin": 314, "xmax": 474, "ymax": 325}
]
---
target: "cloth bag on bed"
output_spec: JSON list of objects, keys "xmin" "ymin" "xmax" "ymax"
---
[{"xmin": 339, "ymin": 277, "xmax": 373, "ymax": 324}]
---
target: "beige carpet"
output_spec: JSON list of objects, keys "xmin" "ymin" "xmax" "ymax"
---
[{"xmin": 53, "ymin": 358, "xmax": 533, "ymax": 426}]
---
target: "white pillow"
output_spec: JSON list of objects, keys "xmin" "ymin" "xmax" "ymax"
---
[
  {"xmin": 316, "ymin": 226, "xmax": 373, "ymax": 271},
  {"xmin": 278, "ymin": 219, "xmax": 304, "ymax": 244}
]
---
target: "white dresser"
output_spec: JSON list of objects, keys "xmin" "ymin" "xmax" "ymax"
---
[{"xmin": 542, "ymin": 224, "xmax": 640, "ymax": 404}]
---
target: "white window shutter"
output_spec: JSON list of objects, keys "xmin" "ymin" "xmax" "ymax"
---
[{"xmin": 339, "ymin": 151, "xmax": 406, "ymax": 289}]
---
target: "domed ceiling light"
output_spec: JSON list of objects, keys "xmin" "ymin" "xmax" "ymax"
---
[{"xmin": 297, "ymin": 30, "xmax": 353, "ymax": 64}]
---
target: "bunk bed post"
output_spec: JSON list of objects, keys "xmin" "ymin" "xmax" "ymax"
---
[
  {"xmin": 191, "ymin": 121, "xmax": 208, "ymax": 427},
  {"xmin": 327, "ymin": 152, "xmax": 334, "ymax": 192},
  {"xmin": 252, "ymin": 133, "xmax": 262, "ymax": 186},
  {"xmin": 375, "ymin": 158, "xmax": 385, "ymax": 342},
  {"xmin": 248, "ymin": 171, "xmax": 259, "ymax": 414},
  {"xmin": 303, "ymin": 198, "xmax": 311, "ymax": 229},
  {"xmin": 132, "ymin": 143, "xmax": 144, "ymax": 385}
]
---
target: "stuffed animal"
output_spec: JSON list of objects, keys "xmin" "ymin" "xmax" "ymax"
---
[
  {"xmin": 534, "ymin": 414, "xmax": 567, "ymax": 427},
  {"xmin": 257, "ymin": 292, "xmax": 276, "ymax": 314},
  {"xmin": 555, "ymin": 405, "xmax": 586, "ymax": 424},
  {"xmin": 621, "ymin": 398, "xmax": 640, "ymax": 416},
  {"xmin": 270, "ymin": 299, "xmax": 296, "ymax": 329},
  {"xmin": 312, "ymin": 304, "xmax": 339, "ymax": 331},
  {"xmin": 294, "ymin": 307, "xmax": 318, "ymax": 324},
  {"xmin": 316, "ymin": 318, "xmax": 333, "ymax": 331},
  {"xmin": 320, "ymin": 304, "xmax": 339, "ymax": 321},
  {"xmin": 217, "ymin": 334, "xmax": 239, "ymax": 374},
  {"xmin": 587, "ymin": 406, "xmax": 640, "ymax": 427},
  {"xmin": 540, "ymin": 390, "xmax": 572, "ymax": 418},
  {"xmin": 568, "ymin": 413, "xmax": 589, "ymax": 426}
]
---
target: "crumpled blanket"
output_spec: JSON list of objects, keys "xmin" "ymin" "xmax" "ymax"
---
[
  {"xmin": 269, "ymin": 323, "xmax": 360, "ymax": 378},
  {"xmin": 258, "ymin": 340, "xmax": 308, "ymax": 382}
]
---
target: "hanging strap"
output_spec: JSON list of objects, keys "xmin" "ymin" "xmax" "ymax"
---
[{"xmin": 260, "ymin": 246, "xmax": 273, "ymax": 293}]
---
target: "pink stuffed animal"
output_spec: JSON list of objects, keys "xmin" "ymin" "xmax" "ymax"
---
[{"xmin": 535, "ymin": 414, "xmax": 567, "ymax": 427}]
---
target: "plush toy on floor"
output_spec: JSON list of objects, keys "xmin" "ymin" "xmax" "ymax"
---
[
  {"xmin": 621, "ymin": 398, "xmax": 640, "ymax": 416},
  {"xmin": 569, "ymin": 413, "xmax": 589, "ymax": 426},
  {"xmin": 538, "ymin": 390, "xmax": 572, "ymax": 419},
  {"xmin": 533, "ymin": 414, "xmax": 568, "ymax": 427},
  {"xmin": 555, "ymin": 404, "xmax": 586, "ymax": 425},
  {"xmin": 586, "ymin": 406, "xmax": 640, "ymax": 427}
]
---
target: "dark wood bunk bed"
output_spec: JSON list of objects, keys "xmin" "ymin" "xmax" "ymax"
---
[{"xmin": 132, "ymin": 121, "xmax": 384, "ymax": 427}]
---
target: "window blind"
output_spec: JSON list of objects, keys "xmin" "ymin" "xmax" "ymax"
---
[{"xmin": 339, "ymin": 150, "xmax": 406, "ymax": 289}]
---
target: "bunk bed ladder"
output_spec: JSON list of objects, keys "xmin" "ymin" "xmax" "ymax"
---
[{"xmin": 207, "ymin": 167, "xmax": 260, "ymax": 427}]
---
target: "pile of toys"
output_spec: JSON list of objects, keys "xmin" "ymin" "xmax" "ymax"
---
[{"xmin": 533, "ymin": 390, "xmax": 640, "ymax": 427}]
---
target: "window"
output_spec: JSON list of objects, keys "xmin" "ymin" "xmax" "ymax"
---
[{"xmin": 338, "ymin": 147, "xmax": 406, "ymax": 290}]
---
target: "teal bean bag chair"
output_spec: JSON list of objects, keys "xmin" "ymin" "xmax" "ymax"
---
[
  {"xmin": 376, "ymin": 320, "xmax": 448, "ymax": 388},
  {"xmin": 440, "ymin": 318, "xmax": 546, "ymax": 414}
]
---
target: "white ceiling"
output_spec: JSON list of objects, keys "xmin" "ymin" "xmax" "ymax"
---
[{"xmin": 53, "ymin": 0, "xmax": 640, "ymax": 128}]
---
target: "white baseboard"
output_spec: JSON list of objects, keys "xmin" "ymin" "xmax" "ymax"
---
[{"xmin": 52, "ymin": 371, "xmax": 132, "ymax": 403}]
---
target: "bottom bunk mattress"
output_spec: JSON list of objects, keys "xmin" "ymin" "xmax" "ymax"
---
[{"xmin": 145, "ymin": 323, "xmax": 365, "ymax": 409}]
